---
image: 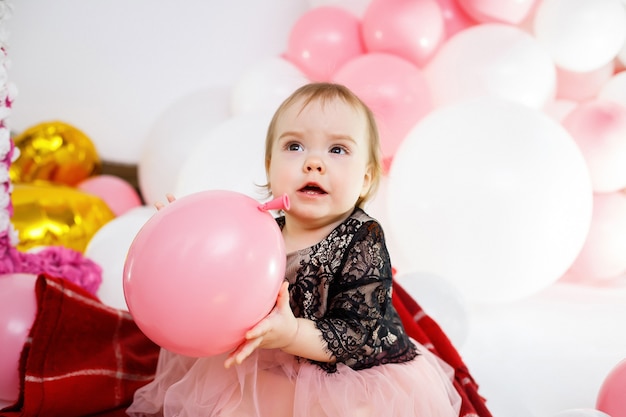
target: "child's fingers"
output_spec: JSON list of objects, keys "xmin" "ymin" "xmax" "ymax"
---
[{"xmin": 224, "ymin": 337, "xmax": 263, "ymax": 368}]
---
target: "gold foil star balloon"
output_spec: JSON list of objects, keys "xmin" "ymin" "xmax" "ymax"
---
[
  {"xmin": 10, "ymin": 181, "xmax": 115, "ymax": 252},
  {"xmin": 10, "ymin": 121, "xmax": 102, "ymax": 186}
]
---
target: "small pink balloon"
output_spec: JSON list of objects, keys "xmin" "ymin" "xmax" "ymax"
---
[
  {"xmin": 566, "ymin": 192, "xmax": 626, "ymax": 282},
  {"xmin": 597, "ymin": 358, "xmax": 626, "ymax": 417},
  {"xmin": 284, "ymin": 6, "xmax": 365, "ymax": 82},
  {"xmin": 458, "ymin": 0, "xmax": 538, "ymax": 24},
  {"xmin": 78, "ymin": 174, "xmax": 142, "ymax": 216},
  {"xmin": 0, "ymin": 273, "xmax": 38, "ymax": 402},
  {"xmin": 332, "ymin": 52, "xmax": 433, "ymax": 164},
  {"xmin": 123, "ymin": 190, "xmax": 286, "ymax": 357},
  {"xmin": 562, "ymin": 99, "xmax": 626, "ymax": 192},
  {"xmin": 362, "ymin": 0, "xmax": 445, "ymax": 67}
]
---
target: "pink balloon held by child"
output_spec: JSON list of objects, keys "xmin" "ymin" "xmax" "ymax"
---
[{"xmin": 122, "ymin": 190, "xmax": 289, "ymax": 358}]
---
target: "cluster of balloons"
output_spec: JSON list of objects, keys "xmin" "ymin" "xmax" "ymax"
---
[{"xmin": 9, "ymin": 121, "xmax": 142, "ymax": 252}]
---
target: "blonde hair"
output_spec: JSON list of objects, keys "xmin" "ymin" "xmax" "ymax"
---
[{"xmin": 263, "ymin": 82, "xmax": 382, "ymax": 208}]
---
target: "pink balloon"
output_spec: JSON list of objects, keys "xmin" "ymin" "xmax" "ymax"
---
[
  {"xmin": 362, "ymin": 0, "xmax": 445, "ymax": 67},
  {"xmin": 332, "ymin": 53, "xmax": 433, "ymax": 164},
  {"xmin": 458, "ymin": 0, "xmax": 538, "ymax": 24},
  {"xmin": 78, "ymin": 174, "xmax": 142, "ymax": 216},
  {"xmin": 566, "ymin": 192, "xmax": 626, "ymax": 282},
  {"xmin": 556, "ymin": 61, "xmax": 615, "ymax": 103},
  {"xmin": 123, "ymin": 190, "xmax": 287, "ymax": 357},
  {"xmin": 284, "ymin": 6, "xmax": 364, "ymax": 81},
  {"xmin": 597, "ymin": 358, "xmax": 626, "ymax": 417},
  {"xmin": 562, "ymin": 99, "xmax": 626, "ymax": 192},
  {"xmin": 436, "ymin": 0, "xmax": 477, "ymax": 39},
  {"xmin": 0, "ymin": 273, "xmax": 38, "ymax": 402}
]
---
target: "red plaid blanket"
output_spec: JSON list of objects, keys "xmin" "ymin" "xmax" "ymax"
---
[
  {"xmin": 0, "ymin": 275, "xmax": 160, "ymax": 417},
  {"xmin": 0, "ymin": 275, "xmax": 491, "ymax": 417},
  {"xmin": 393, "ymin": 280, "xmax": 492, "ymax": 417}
]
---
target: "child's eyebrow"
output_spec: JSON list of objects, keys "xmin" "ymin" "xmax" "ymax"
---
[{"xmin": 277, "ymin": 131, "xmax": 303, "ymax": 141}]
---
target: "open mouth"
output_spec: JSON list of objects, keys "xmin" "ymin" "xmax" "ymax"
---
[{"xmin": 298, "ymin": 183, "xmax": 327, "ymax": 195}]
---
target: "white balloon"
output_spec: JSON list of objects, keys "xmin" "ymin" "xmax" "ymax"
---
[
  {"xmin": 387, "ymin": 97, "xmax": 593, "ymax": 303},
  {"xmin": 534, "ymin": 0, "xmax": 626, "ymax": 72},
  {"xmin": 231, "ymin": 56, "xmax": 309, "ymax": 117},
  {"xmin": 394, "ymin": 271, "xmax": 469, "ymax": 348},
  {"xmin": 174, "ymin": 113, "xmax": 273, "ymax": 201},
  {"xmin": 85, "ymin": 206, "xmax": 156, "ymax": 310},
  {"xmin": 138, "ymin": 86, "xmax": 231, "ymax": 205},
  {"xmin": 423, "ymin": 23, "xmax": 556, "ymax": 109},
  {"xmin": 598, "ymin": 71, "xmax": 626, "ymax": 109}
]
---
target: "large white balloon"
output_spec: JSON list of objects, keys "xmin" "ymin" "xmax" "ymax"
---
[
  {"xmin": 174, "ymin": 113, "xmax": 272, "ymax": 200},
  {"xmin": 230, "ymin": 56, "xmax": 309, "ymax": 117},
  {"xmin": 138, "ymin": 86, "xmax": 231, "ymax": 205},
  {"xmin": 85, "ymin": 206, "xmax": 156, "ymax": 310},
  {"xmin": 423, "ymin": 23, "xmax": 556, "ymax": 110},
  {"xmin": 533, "ymin": 0, "xmax": 626, "ymax": 72},
  {"xmin": 387, "ymin": 97, "xmax": 593, "ymax": 303}
]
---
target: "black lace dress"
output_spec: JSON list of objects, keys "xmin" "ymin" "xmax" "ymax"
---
[
  {"xmin": 127, "ymin": 209, "xmax": 461, "ymax": 417},
  {"xmin": 278, "ymin": 208, "xmax": 417, "ymax": 372}
]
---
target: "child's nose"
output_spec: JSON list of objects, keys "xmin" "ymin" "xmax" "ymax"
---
[{"xmin": 304, "ymin": 156, "xmax": 325, "ymax": 173}]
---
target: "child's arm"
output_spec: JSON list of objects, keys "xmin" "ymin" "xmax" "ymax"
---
[{"xmin": 223, "ymin": 282, "xmax": 333, "ymax": 368}]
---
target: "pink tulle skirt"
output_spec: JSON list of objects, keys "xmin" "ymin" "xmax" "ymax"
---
[{"xmin": 127, "ymin": 340, "xmax": 461, "ymax": 417}]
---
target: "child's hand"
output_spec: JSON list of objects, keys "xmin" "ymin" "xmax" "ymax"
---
[
  {"xmin": 154, "ymin": 193, "xmax": 176, "ymax": 211},
  {"xmin": 224, "ymin": 281, "xmax": 297, "ymax": 368}
]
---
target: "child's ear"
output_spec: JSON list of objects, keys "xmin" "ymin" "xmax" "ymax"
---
[{"xmin": 360, "ymin": 165, "xmax": 373, "ymax": 197}]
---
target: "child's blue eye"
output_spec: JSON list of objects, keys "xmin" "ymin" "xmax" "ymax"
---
[{"xmin": 287, "ymin": 143, "xmax": 303, "ymax": 151}]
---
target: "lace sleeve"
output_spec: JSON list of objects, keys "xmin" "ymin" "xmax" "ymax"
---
[{"xmin": 314, "ymin": 221, "xmax": 417, "ymax": 372}]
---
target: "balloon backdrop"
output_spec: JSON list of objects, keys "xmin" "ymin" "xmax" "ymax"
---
[
  {"xmin": 123, "ymin": 190, "xmax": 288, "ymax": 357},
  {"xmin": 85, "ymin": 206, "xmax": 156, "ymax": 310},
  {"xmin": 11, "ymin": 181, "xmax": 115, "ymax": 252},
  {"xmin": 174, "ymin": 113, "xmax": 272, "ymax": 200},
  {"xmin": 230, "ymin": 56, "xmax": 310, "ymax": 117},
  {"xmin": 555, "ymin": 62, "xmax": 615, "ymax": 103},
  {"xmin": 9, "ymin": 121, "xmax": 101, "ymax": 186},
  {"xmin": 562, "ymin": 99, "xmax": 626, "ymax": 193},
  {"xmin": 0, "ymin": 273, "xmax": 38, "ymax": 402},
  {"xmin": 566, "ymin": 192, "xmax": 626, "ymax": 283},
  {"xmin": 361, "ymin": 0, "xmax": 444, "ymax": 67},
  {"xmin": 77, "ymin": 174, "xmax": 142, "ymax": 216},
  {"xmin": 387, "ymin": 97, "xmax": 593, "ymax": 303},
  {"xmin": 533, "ymin": 0, "xmax": 626, "ymax": 72},
  {"xmin": 284, "ymin": 6, "xmax": 364, "ymax": 81},
  {"xmin": 457, "ymin": 0, "xmax": 537, "ymax": 24},
  {"xmin": 596, "ymin": 358, "xmax": 626, "ymax": 417},
  {"xmin": 598, "ymin": 71, "xmax": 626, "ymax": 108},
  {"xmin": 423, "ymin": 23, "xmax": 556, "ymax": 110},
  {"xmin": 394, "ymin": 271, "xmax": 469, "ymax": 347},
  {"xmin": 138, "ymin": 86, "xmax": 232, "ymax": 206},
  {"xmin": 332, "ymin": 52, "xmax": 432, "ymax": 164}
]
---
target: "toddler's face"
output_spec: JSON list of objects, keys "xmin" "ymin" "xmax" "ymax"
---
[{"xmin": 268, "ymin": 96, "xmax": 373, "ymax": 225}]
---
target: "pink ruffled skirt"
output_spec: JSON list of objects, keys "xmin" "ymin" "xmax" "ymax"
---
[{"xmin": 127, "ymin": 340, "xmax": 461, "ymax": 417}]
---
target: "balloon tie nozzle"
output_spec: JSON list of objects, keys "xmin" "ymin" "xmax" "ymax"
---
[{"xmin": 258, "ymin": 194, "xmax": 290, "ymax": 212}]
